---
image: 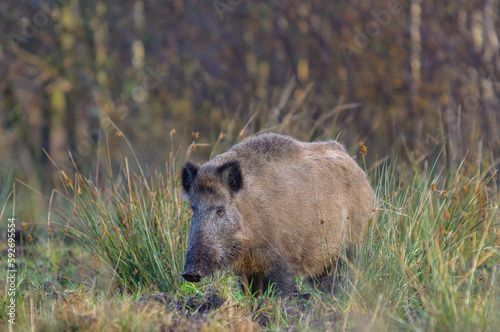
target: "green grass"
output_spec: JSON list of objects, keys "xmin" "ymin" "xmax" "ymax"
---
[{"xmin": 1, "ymin": 127, "xmax": 499, "ymax": 331}]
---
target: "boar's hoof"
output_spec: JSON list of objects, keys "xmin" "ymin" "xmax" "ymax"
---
[{"xmin": 181, "ymin": 270, "xmax": 202, "ymax": 282}]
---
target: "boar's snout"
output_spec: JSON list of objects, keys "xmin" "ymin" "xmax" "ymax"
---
[{"xmin": 181, "ymin": 266, "xmax": 202, "ymax": 283}]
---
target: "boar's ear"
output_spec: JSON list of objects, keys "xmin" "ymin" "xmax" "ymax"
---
[
  {"xmin": 182, "ymin": 161, "xmax": 199, "ymax": 193},
  {"xmin": 217, "ymin": 161, "xmax": 243, "ymax": 192}
]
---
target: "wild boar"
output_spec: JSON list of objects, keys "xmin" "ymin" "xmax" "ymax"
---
[{"xmin": 181, "ymin": 133, "xmax": 374, "ymax": 296}]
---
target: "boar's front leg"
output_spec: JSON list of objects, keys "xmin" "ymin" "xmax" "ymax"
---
[
  {"xmin": 241, "ymin": 273, "xmax": 264, "ymax": 297},
  {"xmin": 240, "ymin": 268, "xmax": 297, "ymax": 297},
  {"xmin": 263, "ymin": 267, "xmax": 298, "ymax": 297}
]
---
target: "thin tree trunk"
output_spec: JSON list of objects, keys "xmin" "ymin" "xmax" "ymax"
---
[{"xmin": 410, "ymin": 0, "xmax": 422, "ymax": 148}]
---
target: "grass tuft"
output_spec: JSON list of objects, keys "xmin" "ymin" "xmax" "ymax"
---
[{"xmin": 55, "ymin": 134, "xmax": 191, "ymax": 293}]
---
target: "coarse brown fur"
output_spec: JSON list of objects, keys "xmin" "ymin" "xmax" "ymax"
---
[{"xmin": 181, "ymin": 133, "xmax": 375, "ymax": 297}]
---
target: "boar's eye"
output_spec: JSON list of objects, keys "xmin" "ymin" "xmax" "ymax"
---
[{"xmin": 216, "ymin": 208, "xmax": 225, "ymax": 217}]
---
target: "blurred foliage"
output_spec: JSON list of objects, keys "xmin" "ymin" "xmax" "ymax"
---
[{"xmin": 0, "ymin": 0, "xmax": 499, "ymax": 190}]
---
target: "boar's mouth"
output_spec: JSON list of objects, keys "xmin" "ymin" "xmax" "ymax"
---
[
  {"xmin": 181, "ymin": 266, "xmax": 203, "ymax": 282},
  {"xmin": 181, "ymin": 261, "xmax": 217, "ymax": 283},
  {"xmin": 181, "ymin": 248, "xmax": 217, "ymax": 283},
  {"xmin": 181, "ymin": 244, "xmax": 241, "ymax": 283}
]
